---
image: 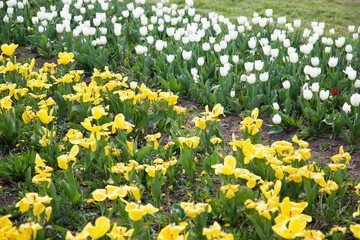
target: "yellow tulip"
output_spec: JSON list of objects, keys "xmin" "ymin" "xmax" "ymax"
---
[
  {"xmin": 180, "ymin": 202, "xmax": 211, "ymax": 219},
  {"xmin": 220, "ymin": 184, "xmax": 239, "ymax": 199},
  {"xmin": 330, "ymin": 226, "xmax": 347, "ymax": 235},
  {"xmin": 302, "ymin": 230, "xmax": 325, "ymax": 240},
  {"xmin": 66, "ymin": 230, "xmax": 89, "ymax": 240},
  {"xmin": 123, "ymin": 200, "xmax": 159, "ymax": 221},
  {"xmin": 58, "ymin": 52, "xmax": 74, "ymax": 65},
  {"xmin": 202, "ymin": 222, "xmax": 222, "ymax": 239},
  {"xmin": 211, "ymin": 155, "xmax": 236, "ymax": 175},
  {"xmin": 18, "ymin": 221, "xmax": 42, "ymax": 240},
  {"xmin": 272, "ymin": 215, "xmax": 307, "ymax": 239},
  {"xmin": 113, "ymin": 114, "xmax": 134, "ymax": 133},
  {"xmin": 84, "ymin": 216, "xmax": 110, "ymax": 239},
  {"xmin": 91, "ymin": 105, "xmax": 108, "ymax": 120},
  {"xmin": 158, "ymin": 224, "xmax": 187, "ymax": 240},
  {"xmin": 350, "ymin": 225, "xmax": 360, "ymax": 239},
  {"xmin": 57, "ymin": 145, "xmax": 79, "ymax": 170},
  {"xmin": 1, "ymin": 43, "xmax": 18, "ymax": 57},
  {"xmin": 331, "ymin": 146, "xmax": 351, "ymax": 163},
  {"xmin": 16, "ymin": 193, "xmax": 52, "ymax": 216},
  {"xmin": 192, "ymin": 117, "xmax": 207, "ymax": 129},
  {"xmin": 37, "ymin": 108, "xmax": 54, "ymax": 124},
  {"xmin": 107, "ymin": 223, "xmax": 134, "ymax": 240}
]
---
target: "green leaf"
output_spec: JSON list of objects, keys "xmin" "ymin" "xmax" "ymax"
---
[
  {"xmin": 148, "ymin": 111, "xmax": 165, "ymax": 126},
  {"xmin": 151, "ymin": 174, "xmax": 161, "ymax": 207},
  {"xmin": 60, "ymin": 180, "xmax": 80, "ymax": 205}
]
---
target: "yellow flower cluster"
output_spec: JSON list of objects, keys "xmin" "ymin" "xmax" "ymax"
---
[
  {"xmin": 192, "ymin": 104, "xmax": 224, "ymax": 129},
  {"xmin": 0, "ymin": 215, "xmax": 42, "ymax": 240}
]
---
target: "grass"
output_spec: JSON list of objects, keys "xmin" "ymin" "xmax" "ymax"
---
[{"xmin": 148, "ymin": 0, "xmax": 360, "ymax": 34}]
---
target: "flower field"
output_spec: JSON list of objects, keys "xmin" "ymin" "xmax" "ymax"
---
[{"xmin": 1, "ymin": 0, "xmax": 360, "ymax": 239}]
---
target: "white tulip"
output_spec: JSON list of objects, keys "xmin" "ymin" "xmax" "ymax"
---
[
  {"xmin": 255, "ymin": 60, "xmax": 264, "ymax": 71},
  {"xmin": 259, "ymin": 72, "xmax": 269, "ymax": 82},
  {"xmin": 319, "ymin": 90, "xmax": 329, "ymax": 101},
  {"xmin": 311, "ymin": 57, "xmax": 319, "ymax": 66},
  {"xmin": 349, "ymin": 25, "xmax": 355, "ymax": 33},
  {"xmin": 328, "ymin": 57, "xmax": 338, "ymax": 68},
  {"xmin": 244, "ymin": 62, "xmax": 254, "ymax": 72},
  {"xmin": 294, "ymin": 19, "xmax": 301, "ymax": 28},
  {"xmin": 277, "ymin": 16, "xmax": 286, "ymax": 24},
  {"xmin": 273, "ymin": 102, "xmax": 280, "ymax": 110},
  {"xmin": 202, "ymin": 43, "xmax": 210, "ymax": 51},
  {"xmin": 342, "ymin": 102, "xmax": 351, "ymax": 113},
  {"xmin": 348, "ymin": 70, "xmax": 357, "ymax": 80},
  {"xmin": 335, "ymin": 37, "xmax": 345, "ymax": 48},
  {"xmin": 248, "ymin": 37, "xmax": 257, "ymax": 49},
  {"xmin": 220, "ymin": 55, "xmax": 229, "ymax": 65},
  {"xmin": 283, "ymin": 80, "xmax": 290, "ymax": 89},
  {"xmin": 271, "ymin": 49, "xmax": 279, "ymax": 58},
  {"xmin": 309, "ymin": 67, "xmax": 321, "ymax": 78},
  {"xmin": 350, "ymin": 93, "xmax": 360, "ymax": 107},
  {"xmin": 303, "ymin": 89, "xmax": 313, "ymax": 100},
  {"xmin": 182, "ymin": 50, "xmax": 192, "ymax": 60},
  {"xmin": 167, "ymin": 55, "xmax": 175, "ymax": 63},
  {"xmin": 247, "ymin": 74, "xmax": 256, "ymax": 84},
  {"xmin": 230, "ymin": 91, "xmax": 235, "ymax": 98},
  {"xmin": 265, "ymin": 9, "xmax": 273, "ymax": 17},
  {"xmin": 345, "ymin": 44, "xmax": 353, "ymax": 53},
  {"xmin": 272, "ymin": 114, "xmax": 282, "ymax": 124},
  {"xmin": 197, "ymin": 57, "xmax": 205, "ymax": 66},
  {"xmin": 213, "ymin": 44, "xmax": 222, "ymax": 53},
  {"xmin": 289, "ymin": 53, "xmax": 298, "ymax": 64},
  {"xmin": 219, "ymin": 66, "xmax": 229, "ymax": 77},
  {"xmin": 240, "ymin": 74, "xmax": 247, "ymax": 82},
  {"xmin": 325, "ymin": 47, "xmax": 331, "ymax": 54},
  {"xmin": 232, "ymin": 55, "xmax": 239, "ymax": 64},
  {"xmin": 355, "ymin": 80, "xmax": 360, "ymax": 88},
  {"xmin": 311, "ymin": 82, "xmax": 319, "ymax": 92}
]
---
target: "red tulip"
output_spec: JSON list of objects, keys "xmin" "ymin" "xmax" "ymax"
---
[{"xmin": 332, "ymin": 89, "xmax": 338, "ymax": 95}]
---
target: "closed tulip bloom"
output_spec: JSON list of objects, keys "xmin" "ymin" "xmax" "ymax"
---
[
  {"xmin": 182, "ymin": 50, "xmax": 192, "ymax": 60},
  {"xmin": 167, "ymin": 54, "xmax": 175, "ymax": 63},
  {"xmin": 244, "ymin": 62, "xmax": 254, "ymax": 72},
  {"xmin": 272, "ymin": 114, "xmax": 281, "ymax": 124},
  {"xmin": 282, "ymin": 80, "xmax": 290, "ymax": 89},
  {"xmin": 311, "ymin": 57, "xmax": 319, "ymax": 66},
  {"xmin": 328, "ymin": 57, "xmax": 338, "ymax": 68},
  {"xmin": 37, "ymin": 108, "xmax": 54, "ymax": 124},
  {"xmin": 350, "ymin": 93, "xmax": 360, "ymax": 107},
  {"xmin": 335, "ymin": 37, "xmax": 345, "ymax": 48},
  {"xmin": 303, "ymin": 89, "xmax": 313, "ymax": 100},
  {"xmin": 259, "ymin": 72, "xmax": 269, "ymax": 82},
  {"xmin": 319, "ymin": 90, "xmax": 329, "ymax": 101},
  {"xmin": 247, "ymin": 73, "xmax": 256, "ymax": 84},
  {"xmin": 355, "ymin": 80, "xmax": 360, "ymax": 88},
  {"xmin": 289, "ymin": 53, "xmax": 298, "ymax": 63},
  {"xmin": 248, "ymin": 37, "xmax": 257, "ymax": 49},
  {"xmin": 1, "ymin": 43, "xmax": 18, "ymax": 57},
  {"xmin": 254, "ymin": 60, "xmax": 264, "ymax": 71}
]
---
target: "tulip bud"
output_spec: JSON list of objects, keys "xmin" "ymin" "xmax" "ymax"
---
[
  {"xmin": 273, "ymin": 102, "xmax": 280, "ymax": 110},
  {"xmin": 272, "ymin": 114, "xmax": 282, "ymax": 124},
  {"xmin": 283, "ymin": 80, "xmax": 290, "ymax": 89}
]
